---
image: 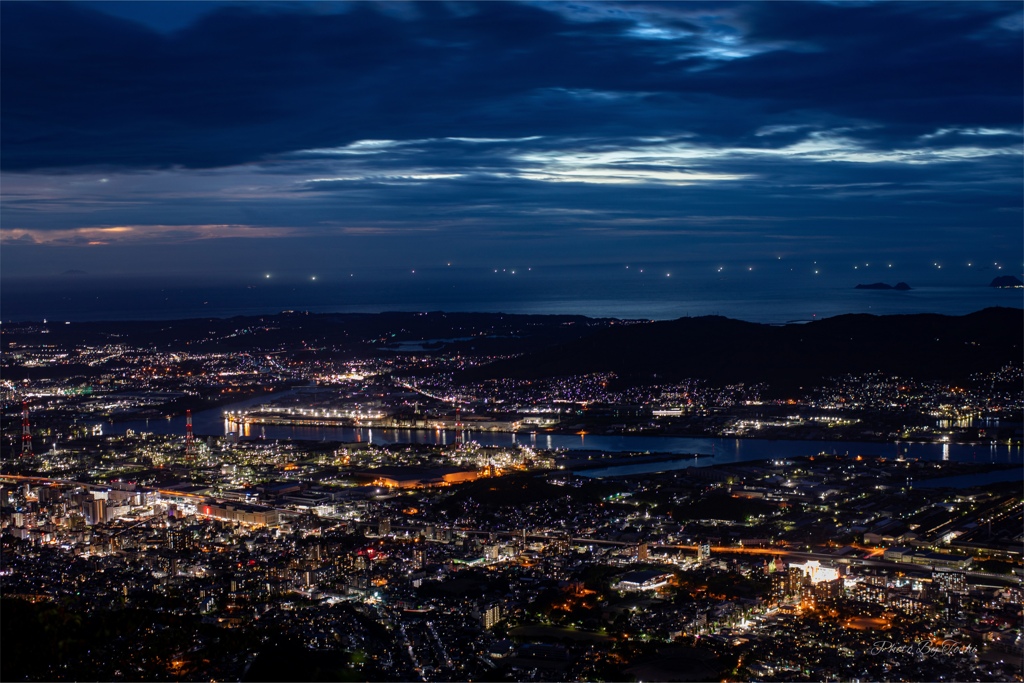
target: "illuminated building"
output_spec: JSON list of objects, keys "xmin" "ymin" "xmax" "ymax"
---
[
  {"xmin": 770, "ymin": 571, "xmax": 788, "ymax": 603},
  {"xmin": 884, "ymin": 547, "xmax": 972, "ymax": 570},
  {"xmin": 616, "ymin": 570, "xmax": 672, "ymax": 592},
  {"xmin": 636, "ymin": 541, "xmax": 649, "ymax": 562},
  {"xmin": 197, "ymin": 501, "xmax": 282, "ymax": 527},
  {"xmin": 789, "ymin": 559, "xmax": 841, "ymax": 584},
  {"xmin": 86, "ymin": 496, "xmax": 106, "ymax": 526},
  {"xmin": 483, "ymin": 603, "xmax": 503, "ymax": 630},
  {"xmin": 697, "ymin": 541, "xmax": 711, "ymax": 564},
  {"xmin": 932, "ymin": 570, "xmax": 966, "ymax": 593}
]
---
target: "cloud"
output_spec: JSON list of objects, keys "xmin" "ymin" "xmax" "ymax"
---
[
  {"xmin": 3, "ymin": 2, "xmax": 1020, "ymax": 172},
  {"xmin": 1, "ymin": 1, "xmax": 1020, "ymax": 279},
  {"xmin": 2, "ymin": 125, "xmax": 1019, "ymax": 243},
  {"xmin": 0, "ymin": 224, "xmax": 303, "ymax": 246}
]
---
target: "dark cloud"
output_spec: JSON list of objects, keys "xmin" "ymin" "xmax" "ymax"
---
[
  {"xmin": 3, "ymin": 1, "xmax": 1019, "ymax": 171},
  {"xmin": 1, "ymin": 1, "xmax": 1020, "ymax": 282},
  {"xmin": 709, "ymin": 2, "xmax": 1021, "ymax": 131}
]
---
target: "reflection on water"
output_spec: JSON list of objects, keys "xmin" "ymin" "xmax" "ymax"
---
[
  {"xmin": 577, "ymin": 459, "xmax": 700, "ymax": 478},
  {"xmin": 118, "ymin": 400, "xmax": 1022, "ymax": 472}
]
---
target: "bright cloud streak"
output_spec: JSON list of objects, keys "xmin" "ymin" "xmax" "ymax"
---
[
  {"xmin": 2, "ymin": 224, "xmax": 303, "ymax": 246},
  {"xmin": 0, "ymin": 1, "xmax": 1019, "ymax": 279}
]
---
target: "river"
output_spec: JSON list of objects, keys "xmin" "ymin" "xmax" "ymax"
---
[{"xmin": 113, "ymin": 395, "xmax": 1022, "ymax": 474}]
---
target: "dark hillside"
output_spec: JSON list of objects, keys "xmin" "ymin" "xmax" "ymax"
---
[{"xmin": 466, "ymin": 307, "xmax": 1022, "ymax": 394}]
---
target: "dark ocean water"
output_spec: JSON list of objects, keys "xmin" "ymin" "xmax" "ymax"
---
[{"xmin": 3, "ymin": 264, "xmax": 1021, "ymax": 323}]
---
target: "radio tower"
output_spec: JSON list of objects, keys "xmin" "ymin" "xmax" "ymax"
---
[
  {"xmin": 185, "ymin": 409, "xmax": 195, "ymax": 460},
  {"xmin": 20, "ymin": 401, "xmax": 33, "ymax": 457},
  {"xmin": 454, "ymin": 404, "xmax": 463, "ymax": 447}
]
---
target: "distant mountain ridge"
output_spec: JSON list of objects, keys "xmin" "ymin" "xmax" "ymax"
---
[
  {"xmin": 466, "ymin": 307, "xmax": 1022, "ymax": 394},
  {"xmin": 5, "ymin": 307, "xmax": 1020, "ymax": 394}
]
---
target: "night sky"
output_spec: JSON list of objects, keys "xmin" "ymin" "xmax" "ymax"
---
[{"xmin": 1, "ymin": 1, "xmax": 1021, "ymax": 293}]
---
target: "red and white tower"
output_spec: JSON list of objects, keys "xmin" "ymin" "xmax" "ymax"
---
[
  {"xmin": 20, "ymin": 401, "xmax": 33, "ymax": 457},
  {"xmin": 185, "ymin": 409, "xmax": 195, "ymax": 459},
  {"xmin": 454, "ymin": 404, "xmax": 463, "ymax": 447}
]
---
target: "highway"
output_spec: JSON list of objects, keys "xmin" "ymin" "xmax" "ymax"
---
[{"xmin": 1, "ymin": 473, "xmax": 111, "ymax": 491}]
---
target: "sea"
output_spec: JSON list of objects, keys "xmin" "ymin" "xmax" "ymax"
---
[
  {"xmin": 7, "ymin": 264, "xmax": 1021, "ymax": 474},
  {"xmin": 2, "ymin": 263, "xmax": 1021, "ymax": 323}
]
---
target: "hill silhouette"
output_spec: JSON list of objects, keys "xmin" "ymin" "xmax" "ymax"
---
[{"xmin": 465, "ymin": 308, "xmax": 1021, "ymax": 394}]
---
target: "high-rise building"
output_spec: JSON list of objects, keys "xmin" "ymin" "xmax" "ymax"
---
[
  {"xmin": 770, "ymin": 571, "xmax": 788, "ymax": 603},
  {"xmin": 697, "ymin": 541, "xmax": 711, "ymax": 564},
  {"xmin": 932, "ymin": 570, "xmax": 966, "ymax": 594},
  {"xmin": 483, "ymin": 603, "xmax": 503, "ymax": 630},
  {"xmin": 86, "ymin": 497, "xmax": 106, "ymax": 526},
  {"xmin": 552, "ymin": 532, "xmax": 571, "ymax": 555},
  {"xmin": 814, "ymin": 578, "xmax": 844, "ymax": 607},
  {"xmin": 787, "ymin": 566, "xmax": 807, "ymax": 597},
  {"xmin": 932, "ymin": 570, "xmax": 967, "ymax": 623}
]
